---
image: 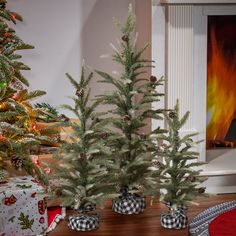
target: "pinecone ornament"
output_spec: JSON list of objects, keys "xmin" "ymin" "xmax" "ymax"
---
[
  {"xmin": 76, "ymin": 88, "xmax": 84, "ymax": 97},
  {"xmin": 123, "ymin": 115, "xmax": 131, "ymax": 122},
  {"xmin": 100, "ymin": 132, "xmax": 108, "ymax": 139},
  {"xmin": 11, "ymin": 155, "xmax": 23, "ymax": 170},
  {"xmin": 150, "ymin": 75, "xmax": 157, "ymax": 83},
  {"xmin": 169, "ymin": 111, "xmax": 177, "ymax": 119},
  {"xmin": 122, "ymin": 35, "xmax": 129, "ymax": 43},
  {"xmin": 92, "ymin": 116, "xmax": 100, "ymax": 123},
  {"xmin": 55, "ymin": 188, "xmax": 62, "ymax": 196},
  {"xmin": 198, "ymin": 187, "xmax": 206, "ymax": 194},
  {"xmin": 95, "ymin": 117, "xmax": 101, "ymax": 123},
  {"xmin": 186, "ymin": 176, "xmax": 196, "ymax": 182},
  {"xmin": 58, "ymin": 114, "xmax": 70, "ymax": 122}
]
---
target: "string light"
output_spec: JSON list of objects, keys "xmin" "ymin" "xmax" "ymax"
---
[{"xmin": 11, "ymin": 13, "xmax": 17, "ymax": 20}]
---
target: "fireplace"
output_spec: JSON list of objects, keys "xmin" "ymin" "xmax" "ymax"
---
[
  {"xmin": 206, "ymin": 15, "xmax": 236, "ymax": 149},
  {"xmin": 152, "ymin": 3, "xmax": 236, "ymax": 162},
  {"xmin": 152, "ymin": 2, "xmax": 236, "ymax": 193}
]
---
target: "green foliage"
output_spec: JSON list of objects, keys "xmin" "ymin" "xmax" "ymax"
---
[
  {"xmin": 157, "ymin": 100, "xmax": 207, "ymax": 209},
  {"xmin": 0, "ymin": 2, "xmax": 48, "ymax": 184},
  {"xmin": 34, "ymin": 102, "xmax": 59, "ymax": 123},
  {"xmin": 51, "ymin": 67, "xmax": 116, "ymax": 210},
  {"xmin": 113, "ymin": 4, "xmax": 136, "ymax": 38},
  {"xmin": 95, "ymin": 5, "xmax": 165, "ymax": 197}
]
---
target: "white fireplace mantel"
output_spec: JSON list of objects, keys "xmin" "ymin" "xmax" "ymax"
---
[
  {"xmin": 152, "ymin": 2, "xmax": 236, "ymax": 193},
  {"xmin": 153, "ymin": 0, "xmax": 236, "ymax": 4},
  {"xmin": 152, "ymin": 3, "xmax": 236, "ymax": 159}
]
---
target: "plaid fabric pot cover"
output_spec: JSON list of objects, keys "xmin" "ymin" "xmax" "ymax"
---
[
  {"xmin": 112, "ymin": 188, "xmax": 146, "ymax": 215},
  {"xmin": 161, "ymin": 203, "xmax": 188, "ymax": 229},
  {"xmin": 68, "ymin": 203, "xmax": 99, "ymax": 231}
]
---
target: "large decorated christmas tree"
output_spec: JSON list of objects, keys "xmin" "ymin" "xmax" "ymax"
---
[
  {"xmin": 96, "ymin": 5, "xmax": 165, "ymax": 213},
  {"xmin": 0, "ymin": 0, "xmax": 48, "ymax": 183}
]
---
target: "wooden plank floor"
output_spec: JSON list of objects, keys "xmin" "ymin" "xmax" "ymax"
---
[{"xmin": 48, "ymin": 194, "xmax": 236, "ymax": 236}]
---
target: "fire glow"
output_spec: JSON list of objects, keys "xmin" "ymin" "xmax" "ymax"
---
[{"xmin": 206, "ymin": 18, "xmax": 236, "ymax": 148}]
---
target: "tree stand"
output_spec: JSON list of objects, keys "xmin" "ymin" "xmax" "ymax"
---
[
  {"xmin": 68, "ymin": 204, "xmax": 99, "ymax": 231},
  {"xmin": 112, "ymin": 188, "xmax": 146, "ymax": 215},
  {"xmin": 161, "ymin": 204, "xmax": 188, "ymax": 229}
]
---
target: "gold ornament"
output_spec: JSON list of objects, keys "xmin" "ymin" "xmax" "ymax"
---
[{"xmin": 0, "ymin": 102, "xmax": 8, "ymax": 111}]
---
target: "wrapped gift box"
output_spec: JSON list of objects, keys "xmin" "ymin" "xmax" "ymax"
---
[{"xmin": 0, "ymin": 176, "xmax": 47, "ymax": 236}]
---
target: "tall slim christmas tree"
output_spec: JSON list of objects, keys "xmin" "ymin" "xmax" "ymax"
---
[
  {"xmin": 96, "ymin": 5, "xmax": 165, "ymax": 213},
  {"xmin": 51, "ymin": 67, "xmax": 115, "ymax": 230},
  {"xmin": 0, "ymin": 0, "xmax": 48, "ymax": 183},
  {"xmin": 158, "ymin": 100, "xmax": 206, "ymax": 229}
]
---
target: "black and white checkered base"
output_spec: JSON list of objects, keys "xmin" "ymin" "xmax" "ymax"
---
[
  {"xmin": 112, "ymin": 192, "xmax": 146, "ymax": 215},
  {"xmin": 68, "ymin": 214, "xmax": 99, "ymax": 231},
  {"xmin": 68, "ymin": 203, "xmax": 99, "ymax": 231},
  {"xmin": 189, "ymin": 200, "xmax": 236, "ymax": 236},
  {"xmin": 161, "ymin": 204, "xmax": 188, "ymax": 229},
  {"xmin": 77, "ymin": 203, "xmax": 96, "ymax": 213}
]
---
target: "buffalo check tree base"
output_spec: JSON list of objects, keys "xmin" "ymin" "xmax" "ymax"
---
[
  {"xmin": 112, "ymin": 192, "xmax": 146, "ymax": 215},
  {"xmin": 68, "ymin": 214, "xmax": 99, "ymax": 231},
  {"xmin": 160, "ymin": 203, "xmax": 188, "ymax": 229},
  {"xmin": 160, "ymin": 209, "xmax": 188, "ymax": 229}
]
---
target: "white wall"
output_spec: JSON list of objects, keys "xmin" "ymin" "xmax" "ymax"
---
[{"xmin": 7, "ymin": 0, "xmax": 135, "ymax": 116}]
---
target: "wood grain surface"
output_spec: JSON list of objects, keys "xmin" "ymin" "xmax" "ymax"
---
[{"xmin": 48, "ymin": 194, "xmax": 236, "ymax": 236}]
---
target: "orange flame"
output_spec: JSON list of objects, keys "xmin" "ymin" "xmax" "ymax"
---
[{"xmin": 206, "ymin": 27, "xmax": 236, "ymax": 144}]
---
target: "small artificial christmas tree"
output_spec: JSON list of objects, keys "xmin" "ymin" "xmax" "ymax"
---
[
  {"xmin": 158, "ymin": 100, "xmax": 206, "ymax": 229},
  {"xmin": 96, "ymin": 5, "xmax": 165, "ymax": 214},
  {"xmin": 0, "ymin": 0, "xmax": 49, "ymax": 183},
  {"xmin": 51, "ymin": 67, "xmax": 115, "ymax": 231}
]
